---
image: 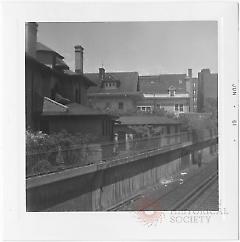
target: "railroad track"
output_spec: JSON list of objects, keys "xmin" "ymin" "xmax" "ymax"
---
[
  {"xmin": 111, "ymin": 158, "xmax": 218, "ymax": 211},
  {"xmin": 169, "ymin": 172, "xmax": 218, "ymax": 210}
]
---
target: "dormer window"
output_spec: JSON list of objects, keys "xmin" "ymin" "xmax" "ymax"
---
[
  {"xmin": 101, "ymin": 73, "xmax": 120, "ymax": 90},
  {"xmin": 104, "ymin": 81, "xmax": 117, "ymax": 89},
  {"xmin": 168, "ymin": 85, "xmax": 176, "ymax": 97}
]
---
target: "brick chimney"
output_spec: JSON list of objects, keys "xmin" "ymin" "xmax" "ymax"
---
[
  {"xmin": 25, "ymin": 22, "xmax": 38, "ymax": 57},
  {"xmin": 99, "ymin": 67, "xmax": 105, "ymax": 81},
  {"xmin": 188, "ymin": 69, "xmax": 192, "ymax": 78},
  {"xmin": 74, "ymin": 45, "xmax": 84, "ymax": 73}
]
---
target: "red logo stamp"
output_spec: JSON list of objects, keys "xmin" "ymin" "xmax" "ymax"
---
[{"xmin": 134, "ymin": 196, "xmax": 165, "ymax": 226}]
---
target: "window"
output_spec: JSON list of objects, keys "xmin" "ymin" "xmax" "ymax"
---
[
  {"xmin": 193, "ymin": 97, "xmax": 197, "ymax": 103},
  {"xmin": 146, "ymin": 107, "xmax": 151, "ymax": 112},
  {"xmin": 193, "ymin": 90, "xmax": 196, "ymax": 95},
  {"xmin": 118, "ymin": 102, "xmax": 124, "ymax": 110},
  {"xmin": 168, "ymin": 86, "xmax": 176, "ymax": 97},
  {"xmin": 142, "ymin": 107, "xmax": 146, "ymax": 111},
  {"xmin": 180, "ymin": 104, "xmax": 184, "ymax": 112},
  {"xmin": 175, "ymin": 104, "xmax": 179, "ymax": 111},
  {"xmin": 170, "ymin": 90, "xmax": 175, "ymax": 96},
  {"xmin": 193, "ymin": 83, "xmax": 196, "ymax": 88}
]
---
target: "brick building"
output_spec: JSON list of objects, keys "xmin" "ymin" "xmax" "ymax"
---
[{"xmin": 197, "ymin": 69, "xmax": 218, "ymax": 112}]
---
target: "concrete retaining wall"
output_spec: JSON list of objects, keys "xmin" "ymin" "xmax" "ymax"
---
[{"xmin": 26, "ymin": 137, "xmax": 218, "ymax": 211}]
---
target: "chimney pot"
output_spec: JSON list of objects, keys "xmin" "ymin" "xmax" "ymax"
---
[{"xmin": 74, "ymin": 45, "xmax": 84, "ymax": 73}]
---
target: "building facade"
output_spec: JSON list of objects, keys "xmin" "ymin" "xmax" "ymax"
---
[
  {"xmin": 197, "ymin": 69, "xmax": 218, "ymax": 112},
  {"xmin": 137, "ymin": 73, "xmax": 191, "ymax": 115},
  {"xmin": 86, "ymin": 69, "xmax": 143, "ymax": 115}
]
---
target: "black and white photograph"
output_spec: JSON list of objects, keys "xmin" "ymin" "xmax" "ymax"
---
[
  {"xmin": 26, "ymin": 21, "xmax": 219, "ymax": 212},
  {"xmin": 2, "ymin": 1, "xmax": 239, "ymax": 241}
]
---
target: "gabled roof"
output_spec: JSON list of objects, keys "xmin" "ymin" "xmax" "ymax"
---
[
  {"xmin": 85, "ymin": 71, "xmax": 139, "ymax": 94},
  {"xmin": 36, "ymin": 42, "xmax": 64, "ymax": 59},
  {"xmin": 63, "ymin": 69, "xmax": 96, "ymax": 87},
  {"xmin": 42, "ymin": 97, "xmax": 117, "ymax": 118},
  {"xmin": 117, "ymin": 115, "xmax": 181, "ymax": 125},
  {"xmin": 139, "ymin": 74, "xmax": 187, "ymax": 94}
]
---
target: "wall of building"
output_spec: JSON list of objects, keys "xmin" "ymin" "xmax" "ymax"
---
[
  {"xmin": 45, "ymin": 115, "xmax": 113, "ymax": 142},
  {"xmin": 197, "ymin": 69, "xmax": 218, "ymax": 112},
  {"xmin": 137, "ymin": 98, "xmax": 190, "ymax": 114},
  {"xmin": 25, "ymin": 60, "xmax": 55, "ymax": 130},
  {"xmin": 88, "ymin": 96, "xmax": 137, "ymax": 114},
  {"xmin": 60, "ymin": 78, "xmax": 88, "ymax": 105},
  {"xmin": 186, "ymin": 77, "xmax": 198, "ymax": 112}
]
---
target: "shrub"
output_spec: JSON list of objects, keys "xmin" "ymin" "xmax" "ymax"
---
[{"xmin": 26, "ymin": 129, "xmax": 97, "ymax": 176}]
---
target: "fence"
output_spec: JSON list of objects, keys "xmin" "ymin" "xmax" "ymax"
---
[{"xmin": 26, "ymin": 130, "xmax": 216, "ymax": 178}]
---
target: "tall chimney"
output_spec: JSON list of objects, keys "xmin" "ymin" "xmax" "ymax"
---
[
  {"xmin": 25, "ymin": 22, "xmax": 38, "ymax": 57},
  {"xmin": 99, "ymin": 67, "xmax": 105, "ymax": 81},
  {"xmin": 74, "ymin": 45, "xmax": 84, "ymax": 73},
  {"xmin": 188, "ymin": 69, "xmax": 192, "ymax": 78}
]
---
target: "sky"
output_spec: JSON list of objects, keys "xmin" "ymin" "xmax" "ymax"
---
[{"xmin": 37, "ymin": 21, "xmax": 217, "ymax": 77}]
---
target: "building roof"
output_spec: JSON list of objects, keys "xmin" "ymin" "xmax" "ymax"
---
[
  {"xmin": 117, "ymin": 115, "xmax": 181, "ymax": 125},
  {"xmin": 63, "ymin": 69, "xmax": 96, "ymax": 87},
  {"xmin": 42, "ymin": 97, "xmax": 117, "ymax": 118},
  {"xmin": 139, "ymin": 74, "xmax": 187, "ymax": 94},
  {"xmin": 26, "ymin": 54, "xmax": 96, "ymax": 87},
  {"xmin": 36, "ymin": 42, "xmax": 64, "ymax": 59},
  {"xmin": 85, "ymin": 71, "xmax": 139, "ymax": 94}
]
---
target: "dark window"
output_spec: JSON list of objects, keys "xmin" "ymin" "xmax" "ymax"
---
[
  {"xmin": 175, "ymin": 104, "xmax": 178, "ymax": 111},
  {"xmin": 170, "ymin": 90, "xmax": 175, "ymax": 96},
  {"xmin": 118, "ymin": 102, "xmax": 124, "ymax": 110},
  {"xmin": 180, "ymin": 104, "xmax": 184, "ymax": 112}
]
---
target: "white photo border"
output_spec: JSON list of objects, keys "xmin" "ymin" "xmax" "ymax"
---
[{"xmin": 1, "ymin": 1, "xmax": 239, "ymax": 241}]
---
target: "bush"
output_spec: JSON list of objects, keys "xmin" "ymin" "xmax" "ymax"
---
[{"xmin": 26, "ymin": 129, "xmax": 97, "ymax": 176}]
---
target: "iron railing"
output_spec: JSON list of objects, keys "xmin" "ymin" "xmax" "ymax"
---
[{"xmin": 26, "ymin": 130, "xmax": 217, "ymax": 177}]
